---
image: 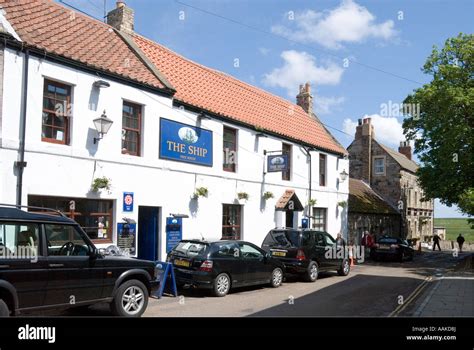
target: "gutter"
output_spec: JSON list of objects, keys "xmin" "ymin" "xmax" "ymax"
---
[{"xmin": 15, "ymin": 48, "xmax": 28, "ymax": 206}]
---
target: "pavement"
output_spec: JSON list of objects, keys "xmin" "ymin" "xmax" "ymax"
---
[
  {"xmin": 40, "ymin": 249, "xmax": 472, "ymax": 318},
  {"xmin": 402, "ymin": 252, "xmax": 473, "ymax": 317}
]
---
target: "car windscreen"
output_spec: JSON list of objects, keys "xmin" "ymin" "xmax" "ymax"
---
[
  {"xmin": 269, "ymin": 230, "xmax": 300, "ymax": 247},
  {"xmin": 172, "ymin": 241, "xmax": 209, "ymax": 257}
]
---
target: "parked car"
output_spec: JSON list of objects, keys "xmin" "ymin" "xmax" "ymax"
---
[
  {"xmin": 0, "ymin": 204, "xmax": 158, "ymax": 317},
  {"xmin": 261, "ymin": 228, "xmax": 350, "ymax": 282},
  {"xmin": 372, "ymin": 236, "xmax": 414, "ymax": 262},
  {"xmin": 167, "ymin": 239, "xmax": 284, "ymax": 297}
]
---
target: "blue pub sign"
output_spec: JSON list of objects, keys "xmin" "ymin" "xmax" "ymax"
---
[
  {"xmin": 159, "ymin": 118, "xmax": 213, "ymax": 167},
  {"xmin": 267, "ymin": 154, "xmax": 289, "ymax": 172}
]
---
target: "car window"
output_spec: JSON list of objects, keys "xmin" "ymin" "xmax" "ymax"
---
[
  {"xmin": 45, "ymin": 224, "xmax": 90, "ymax": 256},
  {"xmin": 212, "ymin": 242, "xmax": 240, "ymax": 258},
  {"xmin": 239, "ymin": 243, "xmax": 263, "ymax": 259},
  {"xmin": 301, "ymin": 232, "xmax": 314, "ymax": 246},
  {"xmin": 268, "ymin": 230, "xmax": 300, "ymax": 247},
  {"xmin": 0, "ymin": 222, "xmax": 40, "ymax": 259},
  {"xmin": 315, "ymin": 232, "xmax": 325, "ymax": 246},
  {"xmin": 323, "ymin": 234, "xmax": 336, "ymax": 246},
  {"xmin": 173, "ymin": 241, "xmax": 208, "ymax": 257}
]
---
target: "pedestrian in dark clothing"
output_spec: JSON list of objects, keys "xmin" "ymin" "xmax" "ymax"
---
[
  {"xmin": 457, "ymin": 234, "xmax": 465, "ymax": 252},
  {"xmin": 336, "ymin": 232, "xmax": 346, "ymax": 247},
  {"xmin": 432, "ymin": 234, "xmax": 441, "ymax": 251}
]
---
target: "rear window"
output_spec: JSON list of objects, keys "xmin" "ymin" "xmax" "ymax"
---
[
  {"xmin": 265, "ymin": 230, "xmax": 300, "ymax": 247},
  {"xmin": 172, "ymin": 241, "xmax": 208, "ymax": 257}
]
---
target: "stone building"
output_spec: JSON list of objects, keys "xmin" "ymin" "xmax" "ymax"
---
[
  {"xmin": 348, "ymin": 178, "xmax": 401, "ymax": 244},
  {"xmin": 347, "ymin": 118, "xmax": 434, "ymax": 240}
]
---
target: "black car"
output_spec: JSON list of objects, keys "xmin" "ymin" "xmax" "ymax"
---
[
  {"xmin": 167, "ymin": 239, "xmax": 285, "ymax": 297},
  {"xmin": 0, "ymin": 204, "xmax": 158, "ymax": 317},
  {"xmin": 261, "ymin": 228, "xmax": 350, "ymax": 282},
  {"xmin": 372, "ymin": 236, "xmax": 414, "ymax": 262}
]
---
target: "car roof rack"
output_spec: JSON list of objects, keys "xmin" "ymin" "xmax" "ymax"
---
[{"xmin": 0, "ymin": 203, "xmax": 68, "ymax": 218}]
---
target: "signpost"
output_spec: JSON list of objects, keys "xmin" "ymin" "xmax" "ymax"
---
[{"xmin": 166, "ymin": 217, "xmax": 183, "ymax": 253}]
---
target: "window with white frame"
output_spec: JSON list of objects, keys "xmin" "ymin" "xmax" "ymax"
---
[{"xmin": 374, "ymin": 157, "xmax": 385, "ymax": 175}]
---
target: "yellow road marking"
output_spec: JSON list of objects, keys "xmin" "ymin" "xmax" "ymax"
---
[{"xmin": 389, "ymin": 276, "xmax": 433, "ymax": 317}]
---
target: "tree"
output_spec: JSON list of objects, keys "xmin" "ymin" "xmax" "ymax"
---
[{"xmin": 402, "ymin": 33, "xmax": 474, "ymax": 218}]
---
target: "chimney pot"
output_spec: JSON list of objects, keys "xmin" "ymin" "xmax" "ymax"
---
[
  {"xmin": 358, "ymin": 119, "xmax": 362, "ymax": 126},
  {"xmin": 117, "ymin": 1, "xmax": 126, "ymax": 8},
  {"xmin": 107, "ymin": 1, "xmax": 134, "ymax": 33}
]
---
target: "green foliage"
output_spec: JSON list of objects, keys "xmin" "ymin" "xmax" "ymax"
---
[
  {"xmin": 434, "ymin": 218, "xmax": 474, "ymax": 242},
  {"xmin": 193, "ymin": 187, "xmax": 208, "ymax": 198},
  {"xmin": 402, "ymin": 33, "xmax": 474, "ymax": 216},
  {"xmin": 237, "ymin": 192, "xmax": 249, "ymax": 200},
  {"xmin": 308, "ymin": 198, "xmax": 317, "ymax": 206},
  {"xmin": 263, "ymin": 191, "xmax": 274, "ymax": 200},
  {"xmin": 91, "ymin": 177, "xmax": 111, "ymax": 192}
]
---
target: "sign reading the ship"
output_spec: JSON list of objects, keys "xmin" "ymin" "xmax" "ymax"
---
[
  {"xmin": 267, "ymin": 154, "xmax": 289, "ymax": 172},
  {"xmin": 159, "ymin": 118, "xmax": 213, "ymax": 167}
]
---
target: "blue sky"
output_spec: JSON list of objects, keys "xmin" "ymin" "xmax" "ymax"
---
[{"xmin": 61, "ymin": 0, "xmax": 473, "ymax": 217}]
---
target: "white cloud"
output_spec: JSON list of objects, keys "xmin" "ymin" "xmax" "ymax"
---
[
  {"xmin": 262, "ymin": 50, "xmax": 344, "ymax": 95},
  {"xmin": 271, "ymin": 0, "xmax": 397, "ymax": 49},
  {"xmin": 343, "ymin": 114, "xmax": 406, "ymax": 147},
  {"xmin": 316, "ymin": 96, "xmax": 345, "ymax": 115}
]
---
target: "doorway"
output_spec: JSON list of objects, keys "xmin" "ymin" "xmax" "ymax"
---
[
  {"xmin": 138, "ymin": 206, "xmax": 160, "ymax": 261},
  {"xmin": 285, "ymin": 210, "xmax": 294, "ymax": 228}
]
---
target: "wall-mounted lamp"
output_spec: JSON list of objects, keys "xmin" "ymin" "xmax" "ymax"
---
[
  {"xmin": 93, "ymin": 80, "xmax": 110, "ymax": 88},
  {"xmin": 93, "ymin": 110, "xmax": 114, "ymax": 144},
  {"xmin": 340, "ymin": 169, "xmax": 348, "ymax": 182}
]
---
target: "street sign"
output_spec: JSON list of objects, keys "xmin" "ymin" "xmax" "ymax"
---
[
  {"xmin": 152, "ymin": 261, "xmax": 178, "ymax": 298},
  {"xmin": 123, "ymin": 192, "xmax": 134, "ymax": 212},
  {"xmin": 267, "ymin": 154, "xmax": 289, "ymax": 172}
]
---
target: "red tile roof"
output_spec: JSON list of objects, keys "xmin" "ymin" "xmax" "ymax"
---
[
  {"xmin": 0, "ymin": 0, "xmax": 167, "ymax": 90},
  {"xmin": 1, "ymin": 0, "xmax": 346, "ymax": 155},
  {"xmin": 133, "ymin": 34, "xmax": 347, "ymax": 155}
]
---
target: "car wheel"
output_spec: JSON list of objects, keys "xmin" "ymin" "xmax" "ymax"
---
[
  {"xmin": 111, "ymin": 279, "xmax": 149, "ymax": 317},
  {"xmin": 270, "ymin": 267, "xmax": 283, "ymax": 288},
  {"xmin": 213, "ymin": 273, "xmax": 231, "ymax": 297},
  {"xmin": 0, "ymin": 299, "xmax": 10, "ymax": 317},
  {"xmin": 303, "ymin": 261, "xmax": 319, "ymax": 282},
  {"xmin": 338, "ymin": 259, "xmax": 350, "ymax": 276}
]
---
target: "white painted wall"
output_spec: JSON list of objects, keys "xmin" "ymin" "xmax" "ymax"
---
[{"xmin": 0, "ymin": 48, "xmax": 349, "ymax": 260}]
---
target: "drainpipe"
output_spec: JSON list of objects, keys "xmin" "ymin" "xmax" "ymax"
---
[
  {"xmin": 302, "ymin": 146, "xmax": 312, "ymax": 227},
  {"xmin": 15, "ymin": 49, "xmax": 29, "ymax": 207}
]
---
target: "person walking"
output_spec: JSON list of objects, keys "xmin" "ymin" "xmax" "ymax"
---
[
  {"xmin": 336, "ymin": 232, "xmax": 346, "ymax": 247},
  {"xmin": 361, "ymin": 230, "xmax": 370, "ymax": 261},
  {"xmin": 432, "ymin": 233, "xmax": 442, "ymax": 251},
  {"xmin": 457, "ymin": 234, "xmax": 465, "ymax": 252}
]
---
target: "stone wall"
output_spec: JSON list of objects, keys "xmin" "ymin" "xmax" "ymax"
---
[{"xmin": 348, "ymin": 212, "xmax": 401, "ymax": 244}]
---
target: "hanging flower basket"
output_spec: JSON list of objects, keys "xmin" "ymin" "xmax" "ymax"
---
[
  {"xmin": 237, "ymin": 192, "xmax": 249, "ymax": 201},
  {"xmin": 91, "ymin": 177, "xmax": 111, "ymax": 192},
  {"xmin": 192, "ymin": 187, "xmax": 208, "ymax": 199},
  {"xmin": 263, "ymin": 191, "xmax": 274, "ymax": 200},
  {"xmin": 308, "ymin": 199, "xmax": 317, "ymax": 206}
]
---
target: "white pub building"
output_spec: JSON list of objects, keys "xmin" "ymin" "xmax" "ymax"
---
[{"xmin": 0, "ymin": 0, "xmax": 349, "ymax": 260}]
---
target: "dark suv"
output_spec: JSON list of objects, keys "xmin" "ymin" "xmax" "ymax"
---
[
  {"xmin": 261, "ymin": 228, "xmax": 350, "ymax": 282},
  {"xmin": 0, "ymin": 205, "xmax": 158, "ymax": 317}
]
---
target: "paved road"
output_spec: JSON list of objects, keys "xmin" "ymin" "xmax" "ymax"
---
[{"xmin": 46, "ymin": 250, "xmax": 467, "ymax": 317}]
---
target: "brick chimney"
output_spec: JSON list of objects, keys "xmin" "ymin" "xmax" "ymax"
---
[
  {"xmin": 353, "ymin": 117, "xmax": 375, "ymax": 184},
  {"xmin": 399, "ymin": 141, "xmax": 412, "ymax": 160},
  {"xmin": 107, "ymin": 1, "xmax": 134, "ymax": 34},
  {"xmin": 296, "ymin": 82, "xmax": 313, "ymax": 115}
]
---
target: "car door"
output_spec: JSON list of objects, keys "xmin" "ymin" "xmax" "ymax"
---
[
  {"xmin": 44, "ymin": 223, "xmax": 103, "ymax": 306},
  {"xmin": 0, "ymin": 221, "xmax": 48, "ymax": 310},
  {"xmin": 314, "ymin": 232, "xmax": 331, "ymax": 270},
  {"xmin": 212, "ymin": 242, "xmax": 246, "ymax": 287},
  {"xmin": 322, "ymin": 232, "xmax": 341, "ymax": 268},
  {"xmin": 238, "ymin": 242, "xmax": 268, "ymax": 283}
]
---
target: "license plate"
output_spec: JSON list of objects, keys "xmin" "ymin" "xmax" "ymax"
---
[
  {"xmin": 174, "ymin": 259, "xmax": 190, "ymax": 267},
  {"xmin": 379, "ymin": 246, "xmax": 390, "ymax": 250},
  {"xmin": 272, "ymin": 251, "xmax": 287, "ymax": 257}
]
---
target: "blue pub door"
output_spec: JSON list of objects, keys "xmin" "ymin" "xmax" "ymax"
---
[{"xmin": 138, "ymin": 206, "xmax": 160, "ymax": 261}]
